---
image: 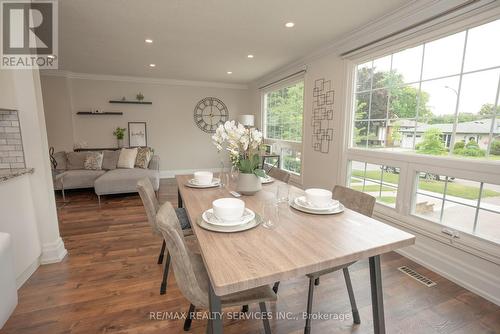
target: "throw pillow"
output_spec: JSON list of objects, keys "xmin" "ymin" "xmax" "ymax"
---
[
  {"xmin": 102, "ymin": 150, "xmax": 120, "ymax": 170},
  {"xmin": 83, "ymin": 152, "xmax": 103, "ymax": 170},
  {"xmin": 117, "ymin": 148, "xmax": 138, "ymax": 169},
  {"xmin": 66, "ymin": 151, "xmax": 88, "ymax": 170},
  {"xmin": 53, "ymin": 151, "xmax": 67, "ymax": 170},
  {"xmin": 135, "ymin": 147, "xmax": 152, "ymax": 169}
]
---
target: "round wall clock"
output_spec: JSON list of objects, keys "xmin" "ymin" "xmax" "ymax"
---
[{"xmin": 193, "ymin": 97, "xmax": 229, "ymax": 133}]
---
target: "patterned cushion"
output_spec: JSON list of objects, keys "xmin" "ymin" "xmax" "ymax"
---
[
  {"xmin": 135, "ymin": 147, "xmax": 152, "ymax": 169},
  {"xmin": 83, "ymin": 152, "xmax": 103, "ymax": 170},
  {"xmin": 66, "ymin": 152, "xmax": 88, "ymax": 170}
]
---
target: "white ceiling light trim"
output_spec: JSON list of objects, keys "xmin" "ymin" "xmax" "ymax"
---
[{"xmin": 40, "ymin": 70, "xmax": 249, "ymax": 90}]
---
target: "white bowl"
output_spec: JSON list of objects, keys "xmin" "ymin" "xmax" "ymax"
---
[
  {"xmin": 212, "ymin": 198, "xmax": 245, "ymax": 222},
  {"xmin": 305, "ymin": 188, "xmax": 332, "ymax": 207},
  {"xmin": 194, "ymin": 171, "xmax": 213, "ymax": 185}
]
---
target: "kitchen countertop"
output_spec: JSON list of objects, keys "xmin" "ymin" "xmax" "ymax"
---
[{"xmin": 0, "ymin": 168, "xmax": 34, "ymax": 183}]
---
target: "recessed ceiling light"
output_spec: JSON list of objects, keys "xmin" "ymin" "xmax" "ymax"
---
[
  {"xmin": 247, "ymin": 54, "xmax": 254, "ymax": 59},
  {"xmin": 149, "ymin": 63, "xmax": 156, "ymax": 67},
  {"xmin": 145, "ymin": 39, "xmax": 153, "ymax": 43},
  {"xmin": 285, "ymin": 22, "xmax": 295, "ymax": 28},
  {"xmin": 227, "ymin": 71, "xmax": 232, "ymax": 74}
]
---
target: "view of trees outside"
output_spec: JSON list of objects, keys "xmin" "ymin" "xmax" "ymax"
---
[
  {"xmin": 353, "ymin": 19, "xmax": 500, "ymax": 161},
  {"xmin": 264, "ymin": 81, "xmax": 304, "ymax": 174}
]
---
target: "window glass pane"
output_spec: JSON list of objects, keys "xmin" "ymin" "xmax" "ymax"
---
[
  {"xmin": 414, "ymin": 193, "xmax": 443, "ymax": 222},
  {"xmin": 391, "ymin": 45, "xmax": 423, "ymax": 84},
  {"xmin": 464, "ymin": 19, "xmax": 500, "ymax": 72},
  {"xmin": 356, "ymin": 61, "xmax": 372, "ymax": 92},
  {"xmin": 441, "ymin": 203, "xmax": 477, "ymax": 233},
  {"xmin": 370, "ymin": 89, "xmax": 389, "ymax": 120},
  {"xmin": 388, "ymin": 83, "xmax": 420, "ymax": 120},
  {"xmin": 389, "ymin": 119, "xmax": 416, "ymax": 150},
  {"xmin": 353, "ymin": 121, "xmax": 368, "ymax": 148},
  {"xmin": 367, "ymin": 120, "xmax": 387, "ymax": 148},
  {"xmin": 422, "ymin": 31, "xmax": 466, "ymax": 80},
  {"xmin": 354, "ymin": 92, "xmax": 370, "ymax": 120},
  {"xmin": 349, "ymin": 161, "xmax": 398, "ymax": 207},
  {"xmin": 372, "ymin": 55, "xmax": 392, "ymax": 89},
  {"xmin": 281, "ymin": 148, "xmax": 301, "ymax": 174},
  {"xmin": 476, "ymin": 182, "xmax": 500, "ymax": 242}
]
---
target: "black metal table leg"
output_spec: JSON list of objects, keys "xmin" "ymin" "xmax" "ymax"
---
[
  {"xmin": 369, "ymin": 255, "xmax": 385, "ymax": 334},
  {"xmin": 178, "ymin": 189, "xmax": 183, "ymax": 208},
  {"xmin": 208, "ymin": 283, "xmax": 223, "ymax": 334}
]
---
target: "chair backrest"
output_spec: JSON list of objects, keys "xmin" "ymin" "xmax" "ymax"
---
[
  {"xmin": 267, "ymin": 168, "xmax": 291, "ymax": 183},
  {"xmin": 332, "ymin": 185, "xmax": 375, "ymax": 217},
  {"xmin": 137, "ymin": 177, "xmax": 160, "ymax": 233},
  {"xmin": 156, "ymin": 202, "xmax": 209, "ymax": 307}
]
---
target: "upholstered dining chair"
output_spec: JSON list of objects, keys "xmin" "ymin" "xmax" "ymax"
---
[
  {"xmin": 155, "ymin": 202, "xmax": 277, "ymax": 333},
  {"xmin": 267, "ymin": 167, "xmax": 291, "ymax": 184},
  {"xmin": 303, "ymin": 185, "xmax": 376, "ymax": 334},
  {"xmin": 137, "ymin": 178, "xmax": 193, "ymax": 295}
]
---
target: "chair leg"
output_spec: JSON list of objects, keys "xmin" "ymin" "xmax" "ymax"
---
[
  {"xmin": 241, "ymin": 305, "xmax": 249, "ymax": 313},
  {"xmin": 183, "ymin": 303, "xmax": 196, "ymax": 331},
  {"xmin": 343, "ymin": 267, "xmax": 360, "ymax": 324},
  {"xmin": 272, "ymin": 281, "xmax": 280, "ymax": 293},
  {"xmin": 97, "ymin": 194, "xmax": 101, "ymax": 208},
  {"xmin": 160, "ymin": 252, "xmax": 170, "ymax": 295},
  {"xmin": 304, "ymin": 276, "xmax": 315, "ymax": 334},
  {"xmin": 259, "ymin": 302, "xmax": 272, "ymax": 334},
  {"xmin": 157, "ymin": 240, "xmax": 166, "ymax": 264},
  {"xmin": 314, "ymin": 277, "xmax": 320, "ymax": 286}
]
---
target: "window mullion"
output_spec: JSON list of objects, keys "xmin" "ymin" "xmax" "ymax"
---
[
  {"xmin": 439, "ymin": 176, "xmax": 449, "ymax": 223},
  {"xmin": 412, "ymin": 43, "xmax": 426, "ymax": 149},
  {"xmin": 473, "ymin": 182, "xmax": 484, "ymax": 233}
]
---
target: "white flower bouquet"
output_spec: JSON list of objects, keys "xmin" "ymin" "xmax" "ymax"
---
[{"xmin": 212, "ymin": 121, "xmax": 265, "ymax": 177}]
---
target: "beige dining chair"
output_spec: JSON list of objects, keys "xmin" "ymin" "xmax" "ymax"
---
[
  {"xmin": 267, "ymin": 167, "xmax": 291, "ymax": 184},
  {"xmin": 137, "ymin": 178, "xmax": 193, "ymax": 295},
  {"xmin": 155, "ymin": 201, "xmax": 277, "ymax": 333},
  {"xmin": 302, "ymin": 185, "xmax": 376, "ymax": 334}
]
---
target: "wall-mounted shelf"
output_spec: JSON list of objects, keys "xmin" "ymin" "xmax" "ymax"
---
[
  {"xmin": 109, "ymin": 100, "xmax": 152, "ymax": 105},
  {"xmin": 76, "ymin": 111, "xmax": 123, "ymax": 115}
]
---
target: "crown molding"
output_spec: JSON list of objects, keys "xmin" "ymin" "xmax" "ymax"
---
[
  {"xmin": 40, "ymin": 70, "xmax": 249, "ymax": 90},
  {"xmin": 254, "ymin": 0, "xmax": 498, "ymax": 87}
]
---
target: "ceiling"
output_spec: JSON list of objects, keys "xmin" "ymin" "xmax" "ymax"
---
[{"xmin": 58, "ymin": 0, "xmax": 412, "ymax": 84}]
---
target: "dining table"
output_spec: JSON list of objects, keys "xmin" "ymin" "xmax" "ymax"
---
[{"xmin": 176, "ymin": 174, "xmax": 416, "ymax": 334}]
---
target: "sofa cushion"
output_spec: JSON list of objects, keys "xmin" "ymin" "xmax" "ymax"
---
[
  {"xmin": 102, "ymin": 150, "xmax": 120, "ymax": 170},
  {"xmin": 66, "ymin": 152, "xmax": 88, "ymax": 170},
  {"xmin": 135, "ymin": 147, "xmax": 152, "ymax": 169},
  {"xmin": 94, "ymin": 168, "xmax": 159, "ymax": 195},
  {"xmin": 84, "ymin": 152, "xmax": 103, "ymax": 170},
  {"xmin": 53, "ymin": 151, "xmax": 67, "ymax": 170},
  {"xmin": 55, "ymin": 170, "xmax": 106, "ymax": 189},
  {"xmin": 117, "ymin": 148, "xmax": 138, "ymax": 169}
]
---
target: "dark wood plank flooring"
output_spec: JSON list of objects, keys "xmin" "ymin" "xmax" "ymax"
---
[{"xmin": 1, "ymin": 179, "xmax": 499, "ymax": 333}]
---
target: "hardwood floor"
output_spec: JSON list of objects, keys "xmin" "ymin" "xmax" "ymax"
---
[{"xmin": 2, "ymin": 179, "xmax": 499, "ymax": 334}]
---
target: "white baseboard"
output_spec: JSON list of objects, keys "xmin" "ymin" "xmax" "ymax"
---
[
  {"xmin": 39, "ymin": 237, "xmax": 67, "ymax": 265},
  {"xmin": 160, "ymin": 167, "xmax": 220, "ymax": 179},
  {"xmin": 16, "ymin": 258, "xmax": 39, "ymax": 289}
]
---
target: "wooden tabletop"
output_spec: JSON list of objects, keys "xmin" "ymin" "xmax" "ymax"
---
[{"xmin": 176, "ymin": 175, "xmax": 415, "ymax": 296}]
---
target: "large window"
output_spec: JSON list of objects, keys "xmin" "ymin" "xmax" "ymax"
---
[
  {"xmin": 346, "ymin": 17, "xmax": 500, "ymax": 250},
  {"xmin": 353, "ymin": 19, "xmax": 500, "ymax": 161},
  {"xmin": 263, "ymin": 80, "xmax": 304, "ymax": 174}
]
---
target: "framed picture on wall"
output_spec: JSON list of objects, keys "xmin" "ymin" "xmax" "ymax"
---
[{"xmin": 128, "ymin": 122, "xmax": 147, "ymax": 147}]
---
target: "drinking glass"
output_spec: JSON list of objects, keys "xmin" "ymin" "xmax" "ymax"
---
[
  {"xmin": 262, "ymin": 201, "xmax": 279, "ymax": 229},
  {"xmin": 276, "ymin": 183, "xmax": 290, "ymax": 203}
]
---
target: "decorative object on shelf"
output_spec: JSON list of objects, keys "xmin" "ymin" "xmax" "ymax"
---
[
  {"xmin": 73, "ymin": 140, "xmax": 88, "ymax": 150},
  {"xmin": 212, "ymin": 121, "xmax": 265, "ymax": 195},
  {"xmin": 136, "ymin": 92, "xmax": 145, "ymax": 101},
  {"xmin": 113, "ymin": 127, "xmax": 126, "ymax": 148},
  {"xmin": 121, "ymin": 96, "xmax": 126, "ymax": 101},
  {"xmin": 128, "ymin": 122, "xmax": 147, "ymax": 147},
  {"xmin": 312, "ymin": 78, "xmax": 334, "ymax": 153},
  {"xmin": 194, "ymin": 97, "xmax": 229, "ymax": 133},
  {"xmin": 239, "ymin": 114, "xmax": 255, "ymax": 128}
]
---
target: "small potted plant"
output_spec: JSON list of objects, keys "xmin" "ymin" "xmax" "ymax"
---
[
  {"xmin": 113, "ymin": 127, "xmax": 126, "ymax": 148},
  {"xmin": 212, "ymin": 121, "xmax": 265, "ymax": 195},
  {"xmin": 136, "ymin": 92, "xmax": 144, "ymax": 101}
]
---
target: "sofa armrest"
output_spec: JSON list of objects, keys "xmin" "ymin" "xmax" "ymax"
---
[{"xmin": 148, "ymin": 155, "xmax": 160, "ymax": 172}]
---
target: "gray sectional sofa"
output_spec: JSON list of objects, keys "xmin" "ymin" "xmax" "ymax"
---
[{"xmin": 52, "ymin": 150, "xmax": 160, "ymax": 204}]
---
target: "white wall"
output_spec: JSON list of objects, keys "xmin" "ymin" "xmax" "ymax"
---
[{"xmin": 40, "ymin": 74, "xmax": 251, "ymax": 172}]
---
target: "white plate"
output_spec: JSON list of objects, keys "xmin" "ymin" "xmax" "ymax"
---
[
  {"xmin": 295, "ymin": 196, "xmax": 340, "ymax": 211},
  {"xmin": 186, "ymin": 178, "xmax": 221, "ymax": 188},
  {"xmin": 290, "ymin": 198, "xmax": 344, "ymax": 215},
  {"xmin": 197, "ymin": 213, "xmax": 261, "ymax": 233},
  {"xmin": 260, "ymin": 176, "xmax": 274, "ymax": 184},
  {"xmin": 202, "ymin": 208, "xmax": 255, "ymax": 227}
]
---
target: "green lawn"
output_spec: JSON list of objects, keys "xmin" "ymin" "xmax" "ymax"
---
[
  {"xmin": 351, "ymin": 185, "xmax": 395, "ymax": 192},
  {"xmin": 377, "ymin": 196, "xmax": 396, "ymax": 205},
  {"xmin": 352, "ymin": 169, "xmax": 500, "ymax": 200}
]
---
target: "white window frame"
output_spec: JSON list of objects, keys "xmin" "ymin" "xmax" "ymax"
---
[
  {"xmin": 261, "ymin": 76, "xmax": 305, "ymax": 182},
  {"xmin": 339, "ymin": 11, "xmax": 500, "ymax": 263}
]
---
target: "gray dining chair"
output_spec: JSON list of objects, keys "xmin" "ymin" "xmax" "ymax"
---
[
  {"xmin": 303, "ymin": 185, "xmax": 376, "ymax": 334},
  {"xmin": 267, "ymin": 167, "xmax": 291, "ymax": 184},
  {"xmin": 137, "ymin": 178, "xmax": 193, "ymax": 295},
  {"xmin": 155, "ymin": 201, "xmax": 277, "ymax": 333}
]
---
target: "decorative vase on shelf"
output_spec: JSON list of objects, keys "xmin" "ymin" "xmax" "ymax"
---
[
  {"xmin": 117, "ymin": 139, "xmax": 124, "ymax": 148},
  {"xmin": 236, "ymin": 172, "xmax": 262, "ymax": 195}
]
